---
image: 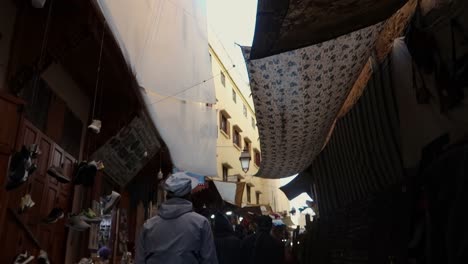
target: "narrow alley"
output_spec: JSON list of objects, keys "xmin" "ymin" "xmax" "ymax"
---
[{"xmin": 0, "ymin": 0, "xmax": 467, "ymax": 263}]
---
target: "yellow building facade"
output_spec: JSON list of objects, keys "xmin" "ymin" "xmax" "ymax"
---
[{"xmin": 209, "ymin": 40, "xmax": 290, "ymax": 213}]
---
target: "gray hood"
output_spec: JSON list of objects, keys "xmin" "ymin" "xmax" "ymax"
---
[{"xmin": 158, "ymin": 198, "xmax": 193, "ymax": 219}]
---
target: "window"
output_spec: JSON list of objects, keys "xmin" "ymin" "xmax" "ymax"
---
[
  {"xmin": 251, "ymin": 117, "xmax": 256, "ymax": 129},
  {"xmin": 256, "ymin": 191, "xmax": 261, "ymax": 205},
  {"xmin": 233, "ymin": 129, "xmax": 241, "ymax": 148},
  {"xmin": 222, "ymin": 165, "xmax": 229, "ymax": 182},
  {"xmin": 244, "ymin": 139, "xmax": 251, "ymax": 155},
  {"xmin": 220, "ymin": 71, "xmax": 226, "ymax": 86},
  {"xmin": 220, "ymin": 114, "xmax": 228, "ymax": 133},
  {"xmin": 254, "ymin": 149, "xmax": 261, "ymax": 167},
  {"xmin": 243, "ymin": 104, "xmax": 247, "ymax": 117},
  {"xmin": 232, "ymin": 89, "xmax": 236, "ymax": 103},
  {"xmin": 219, "ymin": 112, "xmax": 230, "ymax": 137},
  {"xmin": 247, "ymin": 185, "xmax": 251, "ymax": 203}
]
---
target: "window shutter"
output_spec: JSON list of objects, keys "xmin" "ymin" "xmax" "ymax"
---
[
  {"xmin": 219, "ymin": 112, "xmax": 223, "ymax": 131},
  {"xmin": 227, "ymin": 120, "xmax": 231, "ymax": 138}
]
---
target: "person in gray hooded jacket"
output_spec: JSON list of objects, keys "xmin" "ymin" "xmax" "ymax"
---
[{"xmin": 135, "ymin": 172, "xmax": 218, "ymax": 264}]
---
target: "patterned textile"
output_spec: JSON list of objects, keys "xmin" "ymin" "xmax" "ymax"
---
[
  {"xmin": 242, "ymin": 23, "xmax": 384, "ymax": 179},
  {"xmin": 338, "ymin": 0, "xmax": 417, "ymax": 118},
  {"xmin": 308, "ymin": 59, "xmax": 404, "ymax": 216},
  {"xmin": 250, "ymin": 0, "xmax": 406, "ymax": 59}
]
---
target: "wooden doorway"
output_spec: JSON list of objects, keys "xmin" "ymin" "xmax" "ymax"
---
[{"xmin": 0, "ymin": 120, "xmax": 76, "ymax": 263}]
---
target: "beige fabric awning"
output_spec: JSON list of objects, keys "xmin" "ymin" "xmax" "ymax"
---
[{"xmin": 243, "ymin": 0, "xmax": 417, "ymax": 179}]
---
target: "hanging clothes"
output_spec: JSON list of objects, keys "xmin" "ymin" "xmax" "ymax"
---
[{"xmin": 391, "ymin": 37, "xmax": 468, "ymax": 170}]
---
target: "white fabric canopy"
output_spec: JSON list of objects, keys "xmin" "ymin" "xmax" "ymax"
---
[
  {"xmin": 213, "ymin": 181, "xmax": 238, "ymax": 205},
  {"xmin": 97, "ymin": 0, "xmax": 217, "ymax": 176}
]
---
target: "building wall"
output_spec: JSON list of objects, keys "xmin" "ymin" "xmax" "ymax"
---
[
  {"xmin": 209, "ymin": 44, "xmax": 290, "ymax": 212},
  {"xmin": 42, "ymin": 63, "xmax": 90, "ymax": 125},
  {"xmin": 42, "ymin": 63, "xmax": 90, "ymax": 159},
  {"xmin": 0, "ymin": 0, "xmax": 17, "ymax": 91}
]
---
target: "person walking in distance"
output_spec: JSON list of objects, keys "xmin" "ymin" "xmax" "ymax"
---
[
  {"xmin": 241, "ymin": 216, "xmax": 285, "ymax": 264},
  {"xmin": 135, "ymin": 172, "xmax": 218, "ymax": 264},
  {"xmin": 213, "ymin": 212, "xmax": 241, "ymax": 264}
]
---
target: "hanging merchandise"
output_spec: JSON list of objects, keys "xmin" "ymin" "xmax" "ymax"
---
[
  {"xmin": 13, "ymin": 251, "xmax": 35, "ymax": 264},
  {"xmin": 67, "ymin": 214, "xmax": 91, "ymax": 231},
  {"xmin": 97, "ymin": 216, "xmax": 112, "ymax": 248},
  {"xmin": 18, "ymin": 194, "xmax": 35, "ymax": 214},
  {"xmin": 78, "ymin": 258, "xmax": 94, "ymax": 264},
  {"xmin": 79, "ymin": 208, "xmax": 103, "ymax": 223},
  {"xmin": 74, "ymin": 160, "xmax": 103, "ymax": 187},
  {"xmin": 406, "ymin": 0, "xmax": 468, "ymax": 112},
  {"xmin": 47, "ymin": 165, "xmax": 71, "ymax": 183},
  {"xmin": 391, "ymin": 37, "xmax": 468, "ymax": 169},
  {"xmin": 157, "ymin": 150, "xmax": 164, "ymax": 180},
  {"xmin": 118, "ymin": 209, "xmax": 129, "ymax": 254},
  {"xmin": 88, "ymin": 119, "xmax": 102, "ymax": 134},
  {"xmin": 120, "ymin": 252, "xmax": 133, "ymax": 264},
  {"xmin": 101, "ymin": 191, "xmax": 121, "ymax": 214},
  {"xmin": 43, "ymin": 207, "xmax": 65, "ymax": 224},
  {"xmin": 6, "ymin": 145, "xmax": 40, "ymax": 191},
  {"xmin": 37, "ymin": 250, "xmax": 50, "ymax": 264},
  {"xmin": 157, "ymin": 170, "xmax": 163, "ymax": 180},
  {"xmin": 88, "ymin": 22, "xmax": 106, "ymax": 134}
]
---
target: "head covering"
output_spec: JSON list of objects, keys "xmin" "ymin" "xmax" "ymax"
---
[
  {"xmin": 213, "ymin": 212, "xmax": 233, "ymax": 235},
  {"xmin": 256, "ymin": 215, "xmax": 273, "ymax": 232},
  {"xmin": 272, "ymin": 219, "xmax": 286, "ymax": 227},
  {"xmin": 164, "ymin": 172, "xmax": 198, "ymax": 197},
  {"xmin": 98, "ymin": 246, "xmax": 111, "ymax": 260}
]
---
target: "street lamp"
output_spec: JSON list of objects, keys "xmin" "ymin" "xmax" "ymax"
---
[{"xmin": 239, "ymin": 147, "xmax": 251, "ymax": 173}]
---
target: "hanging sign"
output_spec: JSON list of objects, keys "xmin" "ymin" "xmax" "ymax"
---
[{"xmin": 92, "ymin": 115, "xmax": 160, "ymax": 186}]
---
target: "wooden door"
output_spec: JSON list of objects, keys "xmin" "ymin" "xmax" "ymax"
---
[
  {"xmin": 0, "ymin": 120, "xmax": 76, "ymax": 263},
  {"xmin": 0, "ymin": 93, "xmax": 24, "ymax": 227}
]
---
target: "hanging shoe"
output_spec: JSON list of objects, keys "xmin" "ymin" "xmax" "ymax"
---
[
  {"xmin": 47, "ymin": 165, "xmax": 71, "ymax": 183},
  {"xmin": 37, "ymin": 250, "xmax": 50, "ymax": 264},
  {"xmin": 102, "ymin": 191, "xmax": 121, "ymax": 214},
  {"xmin": 88, "ymin": 119, "xmax": 102, "ymax": 134},
  {"xmin": 5, "ymin": 173, "xmax": 28, "ymax": 191},
  {"xmin": 96, "ymin": 160, "xmax": 104, "ymax": 170},
  {"xmin": 18, "ymin": 194, "xmax": 35, "ymax": 214},
  {"xmin": 13, "ymin": 251, "xmax": 35, "ymax": 264},
  {"xmin": 80, "ymin": 208, "xmax": 102, "ymax": 223},
  {"xmin": 6, "ymin": 146, "xmax": 32, "ymax": 191},
  {"xmin": 74, "ymin": 161, "xmax": 98, "ymax": 187},
  {"xmin": 78, "ymin": 258, "xmax": 94, "ymax": 264},
  {"xmin": 29, "ymin": 144, "xmax": 41, "ymax": 159},
  {"xmin": 73, "ymin": 161, "xmax": 88, "ymax": 185},
  {"xmin": 43, "ymin": 208, "xmax": 64, "ymax": 224},
  {"xmin": 66, "ymin": 214, "xmax": 91, "ymax": 231},
  {"xmin": 27, "ymin": 163, "xmax": 37, "ymax": 175}
]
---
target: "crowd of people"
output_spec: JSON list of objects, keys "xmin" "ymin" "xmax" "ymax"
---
[{"xmin": 135, "ymin": 173, "xmax": 298, "ymax": 264}]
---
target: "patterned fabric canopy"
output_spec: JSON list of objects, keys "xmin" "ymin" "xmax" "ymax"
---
[
  {"xmin": 242, "ymin": 24, "xmax": 383, "ymax": 179},
  {"xmin": 243, "ymin": 0, "xmax": 417, "ymax": 179},
  {"xmin": 250, "ymin": 0, "xmax": 407, "ymax": 59}
]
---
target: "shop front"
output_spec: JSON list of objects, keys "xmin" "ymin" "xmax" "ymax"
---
[{"xmin": 0, "ymin": 0, "xmax": 170, "ymax": 263}]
